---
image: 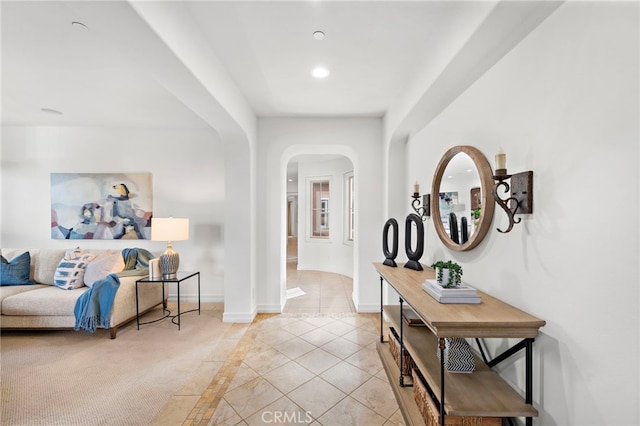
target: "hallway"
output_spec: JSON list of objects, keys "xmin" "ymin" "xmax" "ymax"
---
[{"xmin": 284, "ymin": 237, "xmax": 356, "ymax": 314}]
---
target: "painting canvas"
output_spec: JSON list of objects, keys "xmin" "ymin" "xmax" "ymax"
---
[
  {"xmin": 439, "ymin": 191, "xmax": 459, "ymax": 231},
  {"xmin": 51, "ymin": 173, "xmax": 153, "ymax": 240},
  {"xmin": 439, "ymin": 191, "xmax": 459, "ymax": 216},
  {"xmin": 470, "ymin": 187, "xmax": 481, "ymax": 210}
]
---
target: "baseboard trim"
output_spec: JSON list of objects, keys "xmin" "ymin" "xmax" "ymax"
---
[
  {"xmin": 356, "ymin": 303, "xmax": 380, "ymax": 313},
  {"xmin": 257, "ymin": 304, "xmax": 283, "ymax": 314},
  {"xmin": 222, "ymin": 308, "xmax": 257, "ymax": 323}
]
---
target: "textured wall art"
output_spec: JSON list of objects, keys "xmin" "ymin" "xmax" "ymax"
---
[{"xmin": 51, "ymin": 173, "xmax": 153, "ymax": 240}]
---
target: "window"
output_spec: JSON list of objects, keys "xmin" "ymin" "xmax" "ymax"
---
[
  {"xmin": 311, "ymin": 179, "xmax": 330, "ymax": 238},
  {"xmin": 346, "ymin": 173, "xmax": 354, "ymax": 241}
]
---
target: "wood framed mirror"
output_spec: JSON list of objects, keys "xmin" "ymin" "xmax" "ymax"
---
[{"xmin": 431, "ymin": 145, "xmax": 495, "ymax": 251}]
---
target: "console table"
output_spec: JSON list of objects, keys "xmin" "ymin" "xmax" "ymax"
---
[
  {"xmin": 374, "ymin": 263, "xmax": 545, "ymax": 426},
  {"xmin": 135, "ymin": 271, "xmax": 201, "ymax": 330}
]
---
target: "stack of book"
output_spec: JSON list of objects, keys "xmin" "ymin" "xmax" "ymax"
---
[
  {"xmin": 402, "ymin": 308, "xmax": 426, "ymax": 327},
  {"xmin": 422, "ymin": 279, "xmax": 481, "ymax": 304}
]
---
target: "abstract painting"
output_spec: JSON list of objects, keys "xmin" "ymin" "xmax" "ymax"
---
[
  {"xmin": 51, "ymin": 173, "xmax": 153, "ymax": 240},
  {"xmin": 439, "ymin": 191, "xmax": 459, "ymax": 232},
  {"xmin": 439, "ymin": 191, "xmax": 459, "ymax": 216}
]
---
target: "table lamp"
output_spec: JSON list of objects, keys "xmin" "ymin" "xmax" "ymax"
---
[{"xmin": 151, "ymin": 217, "xmax": 189, "ymax": 279}]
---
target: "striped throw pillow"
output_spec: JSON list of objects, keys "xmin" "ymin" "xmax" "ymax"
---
[{"xmin": 53, "ymin": 252, "xmax": 96, "ymax": 290}]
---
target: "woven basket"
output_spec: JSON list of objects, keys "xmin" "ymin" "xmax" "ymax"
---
[
  {"xmin": 412, "ymin": 368, "xmax": 501, "ymax": 426},
  {"xmin": 388, "ymin": 327, "xmax": 414, "ymax": 376}
]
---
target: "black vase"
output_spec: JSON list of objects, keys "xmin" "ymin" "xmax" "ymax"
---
[
  {"xmin": 404, "ymin": 213, "xmax": 424, "ymax": 271},
  {"xmin": 382, "ymin": 218, "xmax": 399, "ymax": 267}
]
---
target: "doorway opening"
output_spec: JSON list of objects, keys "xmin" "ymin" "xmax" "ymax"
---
[{"xmin": 283, "ymin": 155, "xmax": 356, "ymax": 313}]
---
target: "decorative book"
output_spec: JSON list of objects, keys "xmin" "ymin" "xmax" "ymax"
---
[
  {"xmin": 402, "ymin": 308, "xmax": 425, "ymax": 326},
  {"xmin": 422, "ymin": 280, "xmax": 481, "ymax": 304},
  {"xmin": 436, "ymin": 337, "xmax": 476, "ymax": 373}
]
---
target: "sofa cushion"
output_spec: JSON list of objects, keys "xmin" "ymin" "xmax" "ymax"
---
[
  {"xmin": 53, "ymin": 252, "xmax": 97, "ymax": 290},
  {"xmin": 84, "ymin": 251, "xmax": 124, "ymax": 287},
  {"xmin": 1, "ymin": 285, "xmax": 88, "ymax": 316},
  {"xmin": 1, "ymin": 248, "xmax": 68, "ymax": 285},
  {"xmin": 0, "ymin": 284, "xmax": 49, "ymax": 312},
  {"xmin": 1, "ymin": 252, "xmax": 35, "ymax": 286}
]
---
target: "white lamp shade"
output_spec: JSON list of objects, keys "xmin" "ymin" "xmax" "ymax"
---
[{"xmin": 151, "ymin": 218, "xmax": 189, "ymax": 241}]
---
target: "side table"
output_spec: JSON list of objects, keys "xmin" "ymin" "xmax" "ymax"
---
[{"xmin": 135, "ymin": 271, "xmax": 201, "ymax": 330}]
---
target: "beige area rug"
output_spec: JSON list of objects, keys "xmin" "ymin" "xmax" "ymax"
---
[{"xmin": 1, "ymin": 303, "xmax": 237, "ymax": 426}]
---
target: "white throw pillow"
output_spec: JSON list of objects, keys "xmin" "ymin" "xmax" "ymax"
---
[
  {"xmin": 53, "ymin": 252, "xmax": 97, "ymax": 290},
  {"xmin": 84, "ymin": 251, "xmax": 124, "ymax": 287}
]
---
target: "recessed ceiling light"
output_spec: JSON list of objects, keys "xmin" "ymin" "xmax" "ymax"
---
[
  {"xmin": 313, "ymin": 31, "xmax": 325, "ymax": 41},
  {"xmin": 312, "ymin": 66, "xmax": 330, "ymax": 79},
  {"xmin": 40, "ymin": 108, "xmax": 63, "ymax": 115},
  {"xmin": 71, "ymin": 21, "xmax": 89, "ymax": 31}
]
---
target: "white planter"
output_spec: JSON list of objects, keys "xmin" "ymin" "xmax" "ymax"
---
[{"xmin": 437, "ymin": 267, "xmax": 451, "ymax": 287}]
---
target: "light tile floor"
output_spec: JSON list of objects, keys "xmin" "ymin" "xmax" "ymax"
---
[
  {"xmin": 284, "ymin": 261, "xmax": 356, "ymax": 314},
  {"xmin": 204, "ymin": 311, "xmax": 403, "ymax": 426},
  {"xmin": 163, "ymin": 260, "xmax": 404, "ymax": 426}
]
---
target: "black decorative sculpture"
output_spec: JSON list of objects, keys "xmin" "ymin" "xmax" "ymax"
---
[
  {"xmin": 449, "ymin": 212, "xmax": 459, "ymax": 244},
  {"xmin": 460, "ymin": 216, "xmax": 469, "ymax": 244},
  {"xmin": 404, "ymin": 213, "xmax": 424, "ymax": 271},
  {"xmin": 382, "ymin": 218, "xmax": 399, "ymax": 267}
]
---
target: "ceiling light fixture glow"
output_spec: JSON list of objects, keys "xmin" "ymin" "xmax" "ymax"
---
[
  {"xmin": 313, "ymin": 31, "xmax": 325, "ymax": 41},
  {"xmin": 312, "ymin": 66, "xmax": 330, "ymax": 79}
]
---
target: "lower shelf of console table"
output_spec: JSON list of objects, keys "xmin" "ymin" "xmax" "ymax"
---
[
  {"xmin": 377, "ymin": 340, "xmax": 424, "ymax": 426},
  {"xmin": 381, "ymin": 305, "xmax": 537, "ymax": 424}
]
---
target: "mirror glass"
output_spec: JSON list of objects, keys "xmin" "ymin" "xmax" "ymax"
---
[{"xmin": 431, "ymin": 146, "xmax": 495, "ymax": 251}]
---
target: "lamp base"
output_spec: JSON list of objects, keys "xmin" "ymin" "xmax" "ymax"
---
[{"xmin": 159, "ymin": 246, "xmax": 180, "ymax": 280}]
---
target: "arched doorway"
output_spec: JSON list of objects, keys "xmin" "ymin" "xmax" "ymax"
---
[{"xmin": 283, "ymin": 154, "xmax": 356, "ymax": 313}]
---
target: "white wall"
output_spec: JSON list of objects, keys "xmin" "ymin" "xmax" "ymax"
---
[
  {"xmin": 296, "ymin": 156, "xmax": 353, "ymax": 277},
  {"xmin": 256, "ymin": 118, "xmax": 383, "ymax": 314},
  {"xmin": 1, "ymin": 126, "xmax": 225, "ymax": 302},
  {"xmin": 401, "ymin": 2, "xmax": 638, "ymax": 424}
]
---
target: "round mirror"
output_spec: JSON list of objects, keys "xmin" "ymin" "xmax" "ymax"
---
[{"xmin": 431, "ymin": 146, "xmax": 495, "ymax": 251}]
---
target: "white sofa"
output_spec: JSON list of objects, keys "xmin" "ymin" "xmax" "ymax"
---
[{"xmin": 0, "ymin": 248, "xmax": 166, "ymax": 338}]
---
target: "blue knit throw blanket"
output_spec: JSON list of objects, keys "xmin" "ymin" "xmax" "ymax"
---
[
  {"xmin": 74, "ymin": 273, "xmax": 120, "ymax": 332},
  {"xmin": 74, "ymin": 248, "xmax": 154, "ymax": 333}
]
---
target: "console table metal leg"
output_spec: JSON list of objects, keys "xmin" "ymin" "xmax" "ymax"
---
[
  {"xmin": 525, "ymin": 338, "xmax": 533, "ymax": 426},
  {"xmin": 439, "ymin": 337, "xmax": 446, "ymax": 426},
  {"xmin": 197, "ymin": 272, "xmax": 201, "ymax": 314},
  {"xmin": 177, "ymin": 281, "xmax": 181, "ymax": 330},
  {"xmin": 399, "ymin": 297, "xmax": 412, "ymax": 387},
  {"xmin": 380, "ymin": 277, "xmax": 384, "ymax": 343}
]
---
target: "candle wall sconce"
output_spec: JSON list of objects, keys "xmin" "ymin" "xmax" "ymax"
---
[
  {"xmin": 492, "ymin": 153, "xmax": 533, "ymax": 233},
  {"xmin": 411, "ymin": 183, "xmax": 430, "ymax": 221}
]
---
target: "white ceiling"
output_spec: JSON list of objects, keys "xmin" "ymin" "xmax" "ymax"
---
[{"xmin": 1, "ymin": 0, "xmax": 501, "ymax": 127}]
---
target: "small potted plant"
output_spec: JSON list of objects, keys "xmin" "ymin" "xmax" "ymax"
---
[
  {"xmin": 472, "ymin": 208, "xmax": 481, "ymax": 231},
  {"xmin": 431, "ymin": 260, "xmax": 463, "ymax": 288}
]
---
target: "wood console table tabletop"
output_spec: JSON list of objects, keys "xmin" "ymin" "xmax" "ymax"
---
[{"xmin": 374, "ymin": 263, "xmax": 545, "ymax": 338}]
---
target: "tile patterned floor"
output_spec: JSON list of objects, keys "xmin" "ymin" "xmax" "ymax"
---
[
  {"xmin": 153, "ymin": 264, "xmax": 404, "ymax": 426},
  {"xmin": 203, "ymin": 312, "xmax": 402, "ymax": 426},
  {"xmin": 284, "ymin": 262, "xmax": 356, "ymax": 314}
]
